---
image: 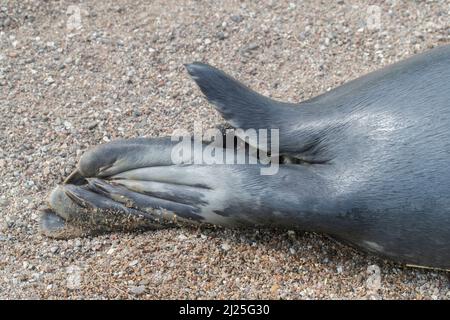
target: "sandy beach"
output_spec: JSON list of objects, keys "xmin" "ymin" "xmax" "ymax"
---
[{"xmin": 0, "ymin": 0, "xmax": 449, "ymax": 299}]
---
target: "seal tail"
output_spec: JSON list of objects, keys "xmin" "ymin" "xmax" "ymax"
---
[
  {"xmin": 185, "ymin": 62, "xmax": 330, "ymax": 159},
  {"xmin": 185, "ymin": 62, "xmax": 298, "ymax": 130}
]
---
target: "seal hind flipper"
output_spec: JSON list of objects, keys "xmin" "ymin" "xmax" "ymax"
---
[
  {"xmin": 78, "ymin": 137, "xmax": 179, "ymax": 178},
  {"xmin": 41, "ymin": 45, "xmax": 450, "ymax": 269},
  {"xmin": 185, "ymin": 62, "xmax": 334, "ymax": 162},
  {"xmin": 40, "ymin": 184, "xmax": 162, "ymax": 238},
  {"xmin": 184, "ymin": 62, "xmax": 293, "ymax": 130}
]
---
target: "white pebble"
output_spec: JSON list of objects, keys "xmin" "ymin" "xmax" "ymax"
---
[{"xmin": 129, "ymin": 260, "xmax": 139, "ymax": 267}]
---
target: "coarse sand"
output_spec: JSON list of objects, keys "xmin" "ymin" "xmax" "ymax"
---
[{"xmin": 0, "ymin": 0, "xmax": 449, "ymax": 299}]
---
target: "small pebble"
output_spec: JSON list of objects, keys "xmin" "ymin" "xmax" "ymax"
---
[
  {"xmin": 45, "ymin": 77, "xmax": 55, "ymax": 85},
  {"xmin": 221, "ymin": 243, "xmax": 231, "ymax": 251},
  {"xmin": 129, "ymin": 285, "xmax": 146, "ymax": 296},
  {"xmin": 230, "ymin": 15, "xmax": 243, "ymax": 23},
  {"xmin": 50, "ymin": 246, "xmax": 59, "ymax": 254},
  {"xmin": 129, "ymin": 260, "xmax": 139, "ymax": 267}
]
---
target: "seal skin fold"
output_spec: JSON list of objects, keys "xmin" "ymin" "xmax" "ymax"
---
[{"xmin": 41, "ymin": 45, "xmax": 450, "ymax": 270}]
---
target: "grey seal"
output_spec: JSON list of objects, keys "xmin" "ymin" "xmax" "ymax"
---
[{"xmin": 41, "ymin": 45, "xmax": 450, "ymax": 269}]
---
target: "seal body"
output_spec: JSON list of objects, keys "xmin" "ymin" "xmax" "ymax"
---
[{"xmin": 41, "ymin": 45, "xmax": 450, "ymax": 269}]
